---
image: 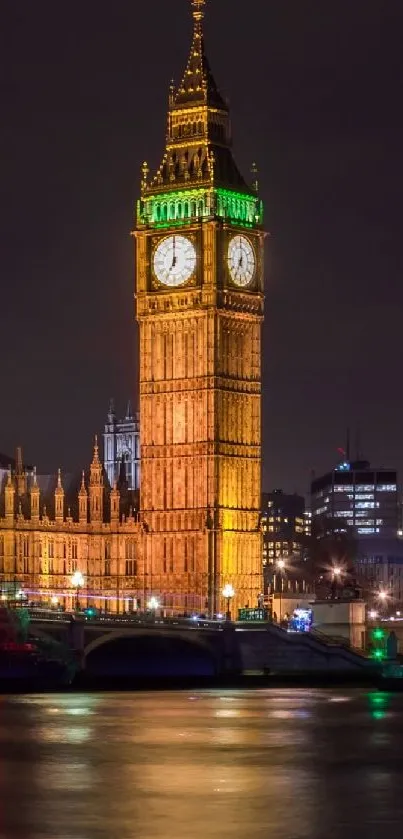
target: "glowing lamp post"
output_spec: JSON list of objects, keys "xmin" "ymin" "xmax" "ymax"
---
[
  {"xmin": 277, "ymin": 559, "xmax": 286, "ymax": 623},
  {"xmin": 71, "ymin": 571, "xmax": 85, "ymax": 612},
  {"xmin": 378, "ymin": 589, "xmax": 389, "ymax": 616},
  {"xmin": 147, "ymin": 596, "xmax": 160, "ymax": 616},
  {"xmin": 222, "ymin": 584, "xmax": 235, "ymax": 621}
]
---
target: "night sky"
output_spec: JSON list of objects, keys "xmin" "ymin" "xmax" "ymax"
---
[{"xmin": 1, "ymin": 0, "xmax": 403, "ymax": 496}]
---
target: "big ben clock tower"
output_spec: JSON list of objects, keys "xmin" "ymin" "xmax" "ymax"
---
[{"xmin": 134, "ymin": 0, "xmax": 265, "ymax": 617}]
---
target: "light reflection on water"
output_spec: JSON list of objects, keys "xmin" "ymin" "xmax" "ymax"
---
[{"xmin": 0, "ymin": 689, "xmax": 402, "ymax": 838}]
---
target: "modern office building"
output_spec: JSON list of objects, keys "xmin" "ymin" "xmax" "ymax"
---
[
  {"xmin": 261, "ymin": 490, "xmax": 312, "ymax": 597},
  {"xmin": 311, "ymin": 460, "xmax": 398, "ymax": 539},
  {"xmin": 311, "ymin": 459, "xmax": 402, "ymax": 606}
]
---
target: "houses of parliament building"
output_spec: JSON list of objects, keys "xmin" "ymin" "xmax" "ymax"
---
[{"xmin": 0, "ymin": 0, "xmax": 265, "ymax": 616}]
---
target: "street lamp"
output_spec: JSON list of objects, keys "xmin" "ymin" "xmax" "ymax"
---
[
  {"xmin": 222, "ymin": 584, "xmax": 235, "ymax": 621},
  {"xmin": 368, "ymin": 609, "xmax": 378, "ymax": 621},
  {"xmin": 147, "ymin": 596, "xmax": 160, "ymax": 614},
  {"xmin": 276, "ymin": 559, "xmax": 286, "ymax": 623},
  {"xmin": 71, "ymin": 571, "xmax": 85, "ymax": 612},
  {"xmin": 377, "ymin": 589, "xmax": 389, "ymax": 616}
]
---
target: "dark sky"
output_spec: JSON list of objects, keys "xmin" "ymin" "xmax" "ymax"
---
[{"xmin": 1, "ymin": 0, "xmax": 403, "ymax": 496}]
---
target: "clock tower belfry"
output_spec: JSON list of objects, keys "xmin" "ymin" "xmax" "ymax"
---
[{"xmin": 134, "ymin": 0, "xmax": 265, "ymax": 617}]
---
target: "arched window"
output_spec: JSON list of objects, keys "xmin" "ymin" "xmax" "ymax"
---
[{"xmin": 169, "ymin": 202, "xmax": 175, "ymax": 220}]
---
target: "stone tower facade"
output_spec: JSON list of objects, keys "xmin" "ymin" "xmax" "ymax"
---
[{"xmin": 134, "ymin": 0, "xmax": 265, "ymax": 617}]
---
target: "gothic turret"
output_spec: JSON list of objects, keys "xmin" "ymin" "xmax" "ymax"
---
[
  {"xmin": 54, "ymin": 468, "xmax": 64, "ymax": 522},
  {"xmin": 30, "ymin": 467, "xmax": 40, "ymax": 521},
  {"xmin": 107, "ymin": 398, "xmax": 116, "ymax": 425},
  {"xmin": 89, "ymin": 436, "xmax": 103, "ymax": 524},
  {"xmin": 5, "ymin": 468, "xmax": 15, "ymax": 520},
  {"xmin": 15, "ymin": 446, "xmax": 26, "ymax": 497},
  {"xmin": 78, "ymin": 471, "xmax": 88, "ymax": 524},
  {"xmin": 110, "ymin": 481, "xmax": 120, "ymax": 523}
]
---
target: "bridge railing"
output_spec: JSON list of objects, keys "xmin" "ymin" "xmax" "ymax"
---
[{"xmin": 27, "ymin": 608, "xmax": 226, "ymax": 631}]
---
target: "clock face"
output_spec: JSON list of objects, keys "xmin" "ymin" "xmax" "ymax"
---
[
  {"xmin": 227, "ymin": 235, "xmax": 256, "ymax": 287},
  {"xmin": 153, "ymin": 235, "xmax": 196, "ymax": 287}
]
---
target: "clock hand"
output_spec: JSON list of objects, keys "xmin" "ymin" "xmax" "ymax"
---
[{"xmin": 171, "ymin": 236, "xmax": 177, "ymax": 269}]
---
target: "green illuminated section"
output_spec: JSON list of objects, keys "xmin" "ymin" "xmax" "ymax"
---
[{"xmin": 137, "ymin": 187, "xmax": 263, "ymax": 228}]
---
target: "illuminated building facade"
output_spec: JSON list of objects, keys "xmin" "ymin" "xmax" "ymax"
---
[
  {"xmin": 134, "ymin": 0, "xmax": 265, "ymax": 616},
  {"xmin": 103, "ymin": 399, "xmax": 140, "ymax": 491},
  {"xmin": 312, "ymin": 459, "xmax": 403, "ymax": 605},
  {"xmin": 261, "ymin": 490, "xmax": 311, "ymax": 597},
  {"xmin": 0, "ymin": 441, "xmax": 141, "ymax": 611},
  {"xmin": 311, "ymin": 460, "xmax": 398, "ymax": 539}
]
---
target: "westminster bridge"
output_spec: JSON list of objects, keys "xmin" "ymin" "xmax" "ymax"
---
[{"xmin": 26, "ymin": 609, "xmax": 374, "ymax": 678}]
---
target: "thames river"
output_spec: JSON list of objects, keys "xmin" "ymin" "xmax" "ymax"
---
[{"xmin": 0, "ymin": 689, "xmax": 402, "ymax": 838}]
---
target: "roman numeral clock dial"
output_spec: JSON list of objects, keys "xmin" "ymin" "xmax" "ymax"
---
[
  {"xmin": 227, "ymin": 234, "xmax": 256, "ymax": 287},
  {"xmin": 153, "ymin": 234, "xmax": 196, "ymax": 287}
]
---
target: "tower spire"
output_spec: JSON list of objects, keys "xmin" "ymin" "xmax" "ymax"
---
[{"xmin": 191, "ymin": 0, "xmax": 206, "ymax": 28}]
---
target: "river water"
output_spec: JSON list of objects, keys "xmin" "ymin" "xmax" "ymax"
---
[{"xmin": 0, "ymin": 688, "xmax": 402, "ymax": 839}]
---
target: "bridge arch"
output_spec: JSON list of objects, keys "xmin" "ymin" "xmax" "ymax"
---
[{"xmin": 84, "ymin": 628, "xmax": 222, "ymax": 677}]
